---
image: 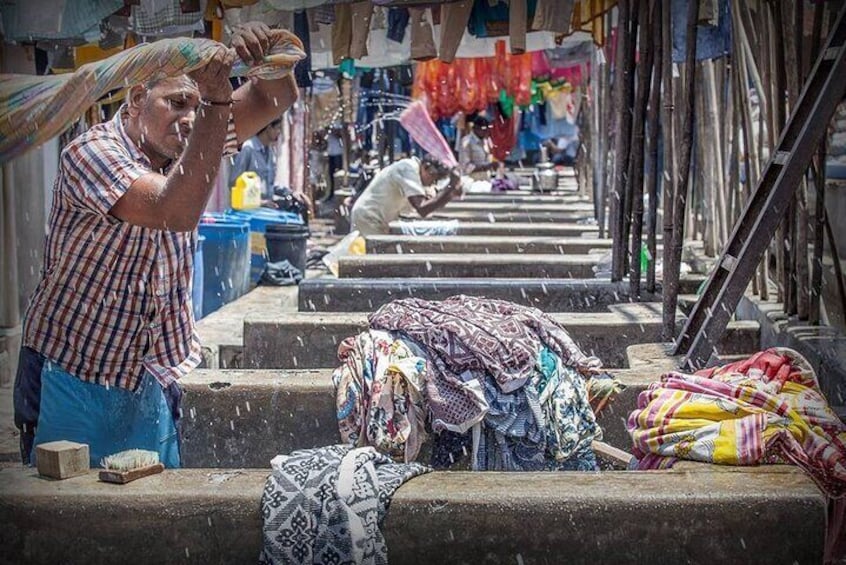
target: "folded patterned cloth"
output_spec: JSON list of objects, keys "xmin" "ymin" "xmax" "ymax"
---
[
  {"xmin": 628, "ymin": 348, "xmax": 846, "ymax": 497},
  {"xmin": 260, "ymin": 444, "xmax": 431, "ymax": 565}
]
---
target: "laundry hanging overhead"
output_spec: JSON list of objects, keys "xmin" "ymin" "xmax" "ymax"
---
[{"xmin": 0, "ymin": 30, "xmax": 306, "ymax": 164}]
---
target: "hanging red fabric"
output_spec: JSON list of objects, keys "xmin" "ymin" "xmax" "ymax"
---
[{"xmin": 489, "ymin": 106, "xmax": 516, "ymax": 161}]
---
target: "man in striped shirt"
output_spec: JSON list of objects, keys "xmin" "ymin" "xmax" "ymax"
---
[{"xmin": 14, "ymin": 22, "xmax": 299, "ymax": 468}]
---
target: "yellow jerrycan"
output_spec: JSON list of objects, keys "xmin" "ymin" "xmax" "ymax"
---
[{"xmin": 231, "ymin": 171, "xmax": 263, "ymax": 210}]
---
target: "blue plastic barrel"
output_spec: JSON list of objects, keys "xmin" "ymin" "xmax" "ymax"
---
[
  {"xmin": 198, "ymin": 214, "xmax": 250, "ymax": 317},
  {"xmin": 192, "ymin": 235, "xmax": 205, "ymax": 320},
  {"xmin": 225, "ymin": 208, "xmax": 304, "ymax": 283}
]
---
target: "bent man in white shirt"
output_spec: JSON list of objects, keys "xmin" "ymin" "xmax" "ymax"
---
[{"xmin": 350, "ymin": 155, "xmax": 461, "ymax": 236}]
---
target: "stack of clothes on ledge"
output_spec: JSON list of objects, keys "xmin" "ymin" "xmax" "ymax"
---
[
  {"xmin": 260, "ymin": 295, "xmax": 623, "ymax": 564},
  {"xmin": 332, "ymin": 295, "xmax": 622, "ymax": 471},
  {"xmin": 627, "ymin": 347, "xmax": 846, "ymax": 564}
]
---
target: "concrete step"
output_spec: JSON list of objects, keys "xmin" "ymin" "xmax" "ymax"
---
[
  {"xmin": 442, "ymin": 201, "xmax": 596, "ymax": 213},
  {"xmin": 365, "ymin": 235, "xmax": 612, "ymax": 255},
  {"xmin": 427, "ymin": 210, "xmax": 593, "ymax": 223},
  {"xmin": 177, "ymin": 366, "xmax": 662, "ymax": 468},
  {"xmin": 0, "ymin": 464, "xmax": 824, "ymax": 564},
  {"xmin": 243, "ymin": 309, "xmax": 759, "ymax": 370},
  {"xmin": 388, "ymin": 221, "xmax": 599, "ymax": 237},
  {"xmin": 337, "ymin": 253, "xmax": 605, "ymax": 279},
  {"xmin": 298, "ymin": 278, "xmax": 656, "ymax": 313},
  {"xmin": 458, "ymin": 193, "xmax": 589, "ymax": 204}
]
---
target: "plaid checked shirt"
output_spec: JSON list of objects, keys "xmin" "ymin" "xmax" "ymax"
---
[{"xmin": 23, "ymin": 106, "xmax": 237, "ymax": 391}]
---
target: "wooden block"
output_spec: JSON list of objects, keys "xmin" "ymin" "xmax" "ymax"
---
[
  {"xmin": 35, "ymin": 441, "xmax": 90, "ymax": 480},
  {"xmin": 591, "ymin": 440, "xmax": 633, "ymax": 467}
]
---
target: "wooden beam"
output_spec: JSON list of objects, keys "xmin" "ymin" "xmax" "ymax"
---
[
  {"xmin": 664, "ymin": 0, "xmax": 699, "ymax": 341},
  {"xmin": 645, "ymin": 0, "xmax": 663, "ymax": 294},
  {"xmin": 660, "ymin": 0, "xmax": 676, "ymax": 340}
]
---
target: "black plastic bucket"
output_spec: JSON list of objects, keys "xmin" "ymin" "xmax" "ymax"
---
[{"xmin": 266, "ymin": 223, "xmax": 310, "ymax": 274}]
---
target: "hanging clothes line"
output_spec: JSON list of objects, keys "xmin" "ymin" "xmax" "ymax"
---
[{"xmin": 0, "ymin": 30, "xmax": 306, "ymax": 164}]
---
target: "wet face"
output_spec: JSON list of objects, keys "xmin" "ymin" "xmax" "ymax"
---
[
  {"xmin": 420, "ymin": 163, "xmax": 447, "ymax": 186},
  {"xmin": 260, "ymin": 120, "xmax": 283, "ymax": 145},
  {"xmin": 130, "ymin": 76, "xmax": 201, "ymax": 165}
]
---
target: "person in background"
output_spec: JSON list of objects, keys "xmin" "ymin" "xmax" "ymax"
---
[
  {"xmin": 229, "ymin": 117, "xmax": 283, "ymax": 208},
  {"xmin": 547, "ymin": 130, "xmax": 580, "ymax": 166},
  {"xmin": 350, "ymin": 155, "xmax": 461, "ymax": 236},
  {"xmin": 326, "ymin": 123, "xmax": 344, "ymax": 200},
  {"xmin": 308, "ymin": 127, "xmax": 328, "ymax": 199},
  {"xmin": 459, "ymin": 114, "xmax": 499, "ymax": 192},
  {"xmin": 14, "ymin": 22, "xmax": 299, "ymax": 469}
]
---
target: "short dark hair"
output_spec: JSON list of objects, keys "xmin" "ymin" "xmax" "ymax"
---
[
  {"xmin": 469, "ymin": 114, "xmax": 491, "ymax": 128},
  {"xmin": 260, "ymin": 118, "xmax": 283, "ymax": 134},
  {"xmin": 420, "ymin": 155, "xmax": 451, "ymax": 178}
]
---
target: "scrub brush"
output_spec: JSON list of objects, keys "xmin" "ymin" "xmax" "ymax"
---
[{"xmin": 98, "ymin": 449, "xmax": 164, "ymax": 484}]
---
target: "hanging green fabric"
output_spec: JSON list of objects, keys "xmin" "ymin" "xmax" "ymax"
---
[
  {"xmin": 498, "ymin": 89, "xmax": 514, "ymax": 119},
  {"xmin": 339, "ymin": 58, "xmax": 357, "ymax": 79}
]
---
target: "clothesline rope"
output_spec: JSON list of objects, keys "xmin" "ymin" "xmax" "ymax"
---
[{"xmin": 0, "ymin": 30, "xmax": 306, "ymax": 164}]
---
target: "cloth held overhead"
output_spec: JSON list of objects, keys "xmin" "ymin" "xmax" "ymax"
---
[{"xmin": 0, "ymin": 30, "xmax": 306, "ymax": 163}]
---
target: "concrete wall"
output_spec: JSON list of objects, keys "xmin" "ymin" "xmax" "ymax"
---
[{"xmin": 736, "ymin": 294, "xmax": 845, "ymax": 412}]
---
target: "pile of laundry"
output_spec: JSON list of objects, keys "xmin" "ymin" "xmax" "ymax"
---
[
  {"xmin": 627, "ymin": 347, "xmax": 846, "ymax": 563},
  {"xmin": 332, "ymin": 295, "xmax": 622, "ymax": 472}
]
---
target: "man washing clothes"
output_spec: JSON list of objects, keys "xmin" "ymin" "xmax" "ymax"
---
[
  {"xmin": 14, "ymin": 22, "xmax": 300, "ymax": 468},
  {"xmin": 350, "ymin": 155, "xmax": 462, "ymax": 236},
  {"xmin": 459, "ymin": 113, "xmax": 499, "ymax": 192}
]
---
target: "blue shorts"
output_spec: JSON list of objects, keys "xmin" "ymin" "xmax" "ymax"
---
[{"xmin": 15, "ymin": 347, "xmax": 181, "ymax": 468}]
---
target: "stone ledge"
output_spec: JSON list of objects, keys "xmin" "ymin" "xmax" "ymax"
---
[
  {"xmin": 443, "ymin": 201, "xmax": 596, "ymax": 213},
  {"xmin": 0, "ymin": 465, "xmax": 824, "ymax": 564},
  {"xmin": 427, "ymin": 210, "xmax": 594, "ymax": 224},
  {"xmin": 364, "ymin": 235, "xmax": 613, "ymax": 255},
  {"xmin": 338, "ymin": 253, "xmax": 605, "ymax": 279},
  {"xmin": 177, "ymin": 368, "xmax": 681, "ymax": 468},
  {"xmin": 243, "ymin": 311, "xmax": 757, "ymax": 370},
  {"xmin": 736, "ymin": 295, "xmax": 846, "ymax": 409},
  {"xmin": 456, "ymin": 194, "xmax": 587, "ymax": 205},
  {"xmin": 388, "ymin": 221, "xmax": 600, "ymax": 237},
  {"xmin": 298, "ymin": 278, "xmax": 658, "ymax": 313}
]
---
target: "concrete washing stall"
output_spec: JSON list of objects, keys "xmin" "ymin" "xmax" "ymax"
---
[
  {"xmin": 3, "ymin": 305, "xmax": 825, "ymax": 564},
  {"xmin": 0, "ymin": 343, "xmax": 826, "ymax": 564},
  {"xmin": 0, "ymin": 183, "xmax": 833, "ymax": 563}
]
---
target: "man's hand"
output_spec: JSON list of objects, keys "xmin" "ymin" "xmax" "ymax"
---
[
  {"xmin": 292, "ymin": 191, "xmax": 312, "ymax": 209},
  {"xmin": 188, "ymin": 44, "xmax": 235, "ymax": 103},
  {"xmin": 228, "ymin": 22, "xmax": 299, "ymax": 143},
  {"xmin": 447, "ymin": 167, "xmax": 462, "ymax": 190},
  {"xmin": 231, "ymin": 22, "xmax": 274, "ymax": 66}
]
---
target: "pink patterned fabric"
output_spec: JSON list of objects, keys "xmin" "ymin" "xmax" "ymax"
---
[
  {"xmin": 368, "ymin": 295, "xmax": 602, "ymax": 433},
  {"xmin": 399, "ymin": 100, "xmax": 458, "ymax": 168}
]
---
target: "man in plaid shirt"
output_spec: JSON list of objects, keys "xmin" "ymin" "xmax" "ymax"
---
[{"xmin": 14, "ymin": 22, "xmax": 299, "ymax": 468}]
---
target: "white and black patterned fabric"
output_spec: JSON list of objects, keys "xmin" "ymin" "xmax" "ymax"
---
[{"xmin": 260, "ymin": 445, "xmax": 431, "ymax": 565}]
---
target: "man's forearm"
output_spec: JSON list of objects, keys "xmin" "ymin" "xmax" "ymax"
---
[
  {"xmin": 160, "ymin": 105, "xmax": 230, "ymax": 230},
  {"xmin": 416, "ymin": 187, "xmax": 458, "ymax": 217}
]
